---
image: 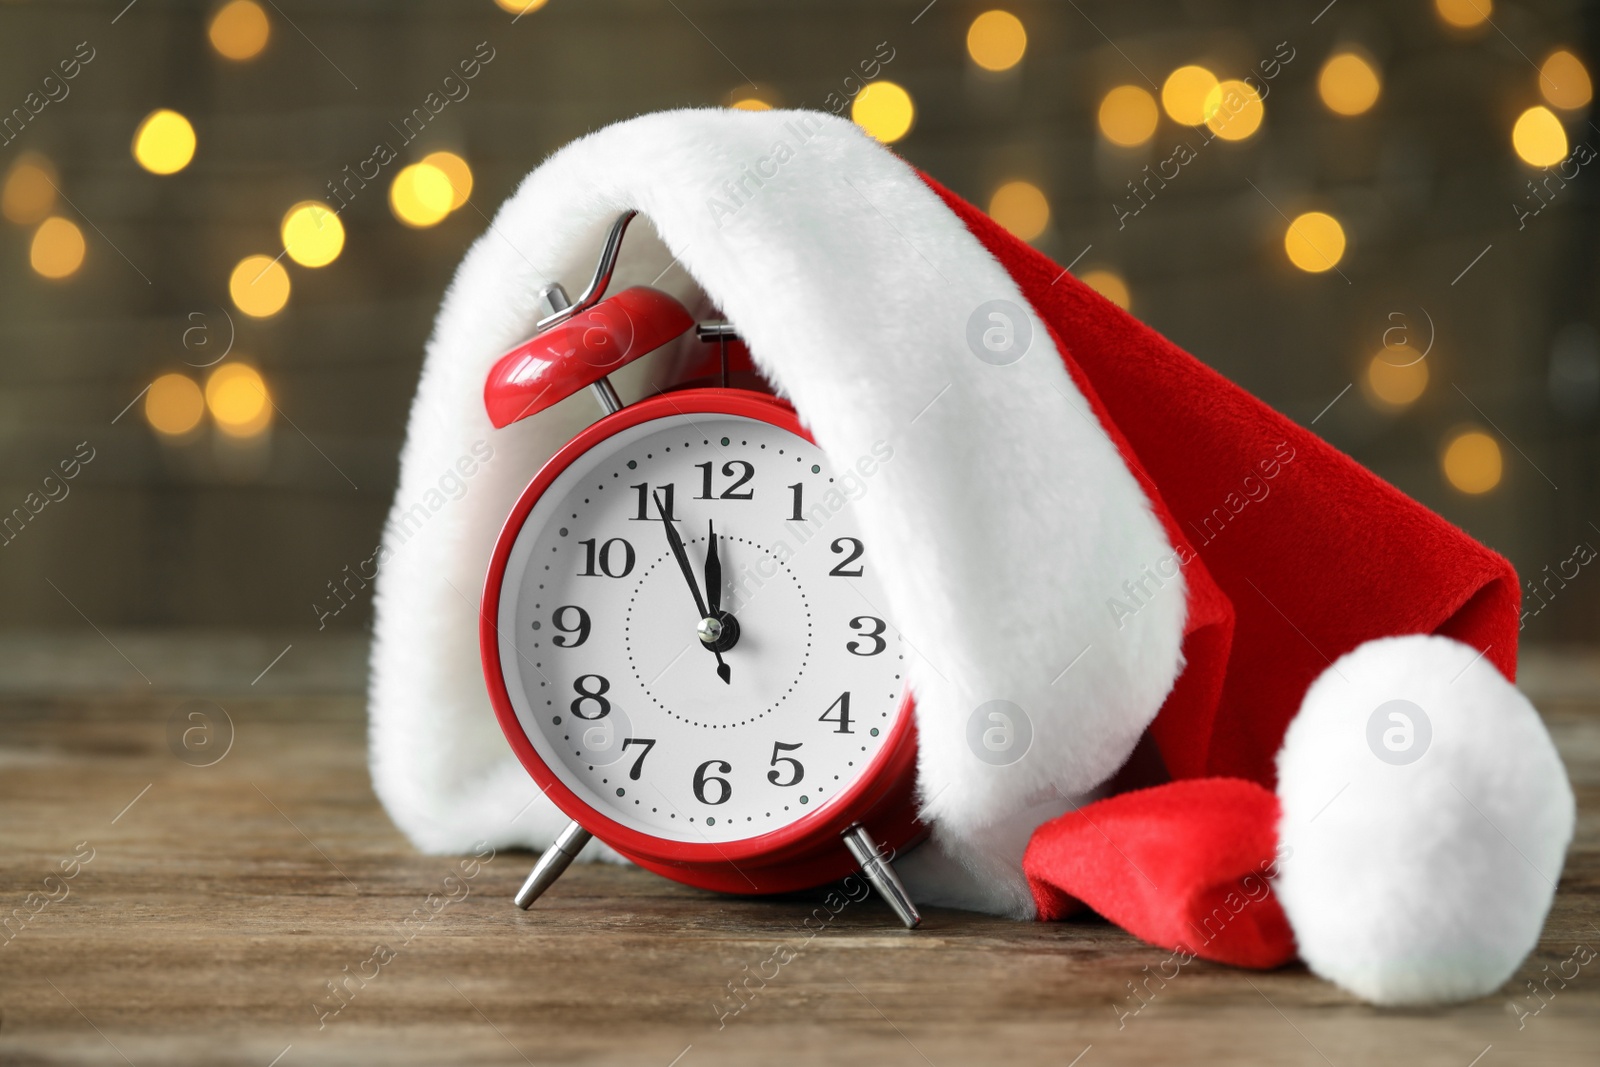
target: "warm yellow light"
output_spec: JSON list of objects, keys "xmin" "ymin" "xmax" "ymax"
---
[
  {"xmin": 1319, "ymin": 52, "xmax": 1381, "ymax": 116},
  {"xmin": 851, "ymin": 81, "xmax": 915, "ymax": 144},
  {"xmin": 422, "ymin": 151, "xmax": 473, "ymax": 211},
  {"xmin": 988, "ymin": 181, "xmax": 1050, "ymax": 242},
  {"xmin": 1539, "ymin": 50, "xmax": 1592, "ymax": 111},
  {"xmin": 1284, "ymin": 211, "xmax": 1345, "ymax": 273},
  {"xmin": 1442, "ymin": 429, "xmax": 1502, "ymax": 494},
  {"xmin": 1364, "ymin": 351, "xmax": 1429, "ymax": 409},
  {"xmin": 1080, "ymin": 269, "xmax": 1131, "ymax": 311},
  {"xmin": 1204, "ymin": 80, "xmax": 1264, "ymax": 140},
  {"xmin": 967, "ymin": 10, "xmax": 1027, "ymax": 73},
  {"xmin": 389, "ymin": 163, "xmax": 454, "ymax": 228},
  {"xmin": 29, "ymin": 216, "xmax": 85, "ymax": 279},
  {"xmin": 3, "ymin": 154, "xmax": 57, "ymax": 225},
  {"xmin": 230, "ymin": 255, "xmax": 290, "ymax": 318},
  {"xmin": 730, "ymin": 98, "xmax": 772, "ymax": 111},
  {"xmin": 145, "ymin": 373, "xmax": 205, "ymax": 436},
  {"xmin": 494, "ymin": 0, "xmax": 549, "ymax": 11},
  {"xmin": 1098, "ymin": 85, "xmax": 1159, "ymax": 147},
  {"xmin": 1162, "ymin": 65, "xmax": 1220, "ymax": 125},
  {"xmin": 280, "ymin": 201, "xmax": 344, "ymax": 268},
  {"xmin": 208, "ymin": 0, "xmax": 270, "ymax": 61},
  {"xmin": 1512, "ymin": 106, "xmax": 1568, "ymax": 167},
  {"xmin": 132, "ymin": 109, "xmax": 197, "ymax": 175},
  {"xmin": 1436, "ymin": 0, "xmax": 1491, "ymax": 30},
  {"xmin": 206, "ymin": 362, "xmax": 272, "ymax": 436}
]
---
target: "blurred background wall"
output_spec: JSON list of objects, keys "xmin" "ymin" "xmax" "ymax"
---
[{"xmin": 1, "ymin": 0, "xmax": 1596, "ymax": 645}]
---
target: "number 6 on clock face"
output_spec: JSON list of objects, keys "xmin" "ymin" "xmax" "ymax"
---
[{"xmin": 482, "ymin": 391, "xmax": 920, "ymax": 896}]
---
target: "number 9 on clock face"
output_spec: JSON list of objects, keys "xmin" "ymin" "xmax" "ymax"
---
[{"xmin": 487, "ymin": 402, "xmax": 907, "ymax": 846}]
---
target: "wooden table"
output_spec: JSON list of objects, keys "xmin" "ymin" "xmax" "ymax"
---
[{"xmin": 2, "ymin": 633, "xmax": 1596, "ymax": 1066}]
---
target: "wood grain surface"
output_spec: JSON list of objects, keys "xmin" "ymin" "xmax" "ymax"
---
[{"xmin": 1, "ymin": 634, "xmax": 1596, "ymax": 1066}]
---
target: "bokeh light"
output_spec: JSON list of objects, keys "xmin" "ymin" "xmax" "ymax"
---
[
  {"xmin": 208, "ymin": 0, "xmax": 270, "ymax": 61},
  {"xmin": 494, "ymin": 0, "xmax": 549, "ymax": 11},
  {"xmin": 422, "ymin": 151, "xmax": 473, "ymax": 210},
  {"xmin": 145, "ymin": 373, "xmax": 205, "ymax": 436},
  {"xmin": 1512, "ymin": 106, "xmax": 1568, "ymax": 167},
  {"xmin": 1319, "ymin": 52, "xmax": 1381, "ymax": 116},
  {"xmin": 1162, "ymin": 65, "xmax": 1219, "ymax": 126},
  {"xmin": 389, "ymin": 163, "xmax": 454, "ymax": 227},
  {"xmin": 132, "ymin": 109, "xmax": 197, "ymax": 175},
  {"xmin": 988, "ymin": 180, "xmax": 1049, "ymax": 242},
  {"xmin": 29, "ymin": 216, "xmax": 85, "ymax": 279},
  {"xmin": 1435, "ymin": 0, "xmax": 1491, "ymax": 30},
  {"xmin": 1364, "ymin": 351, "xmax": 1429, "ymax": 409},
  {"xmin": 3, "ymin": 154, "xmax": 58, "ymax": 225},
  {"xmin": 1204, "ymin": 80, "xmax": 1264, "ymax": 140},
  {"xmin": 206, "ymin": 363, "xmax": 272, "ymax": 437},
  {"xmin": 851, "ymin": 81, "xmax": 915, "ymax": 144},
  {"xmin": 1539, "ymin": 50, "xmax": 1592, "ymax": 111},
  {"xmin": 1098, "ymin": 85, "xmax": 1159, "ymax": 147},
  {"xmin": 966, "ymin": 10, "xmax": 1027, "ymax": 73},
  {"xmin": 280, "ymin": 201, "xmax": 344, "ymax": 268},
  {"xmin": 230, "ymin": 255, "xmax": 290, "ymax": 317},
  {"xmin": 1284, "ymin": 212, "xmax": 1346, "ymax": 273},
  {"xmin": 1442, "ymin": 429, "xmax": 1502, "ymax": 494},
  {"xmin": 1080, "ymin": 269, "xmax": 1131, "ymax": 311},
  {"xmin": 730, "ymin": 98, "xmax": 772, "ymax": 111}
]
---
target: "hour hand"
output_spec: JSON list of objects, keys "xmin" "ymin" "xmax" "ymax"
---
[
  {"xmin": 705, "ymin": 520, "xmax": 722, "ymax": 617},
  {"xmin": 654, "ymin": 492, "xmax": 731, "ymax": 684}
]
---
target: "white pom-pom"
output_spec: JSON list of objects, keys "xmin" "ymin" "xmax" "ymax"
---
[{"xmin": 1274, "ymin": 634, "xmax": 1574, "ymax": 1005}]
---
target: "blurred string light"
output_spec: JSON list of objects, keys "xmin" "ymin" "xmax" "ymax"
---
[
  {"xmin": 988, "ymin": 180, "xmax": 1049, "ymax": 242},
  {"xmin": 206, "ymin": 363, "xmax": 272, "ymax": 437},
  {"xmin": 1162, "ymin": 65, "xmax": 1219, "ymax": 125},
  {"xmin": 2, "ymin": 153, "xmax": 57, "ymax": 225},
  {"xmin": 281, "ymin": 201, "xmax": 344, "ymax": 267},
  {"xmin": 1318, "ymin": 51, "xmax": 1381, "ymax": 116},
  {"xmin": 1539, "ymin": 50, "xmax": 1592, "ymax": 111},
  {"xmin": 1098, "ymin": 85, "xmax": 1158, "ymax": 147},
  {"xmin": 132, "ymin": 109, "xmax": 196, "ymax": 175},
  {"xmin": 30, "ymin": 216, "xmax": 85, "ymax": 279},
  {"xmin": 208, "ymin": 0, "xmax": 270, "ymax": 61},
  {"xmin": 1284, "ymin": 211, "xmax": 1346, "ymax": 273},
  {"xmin": 1435, "ymin": 0, "xmax": 1491, "ymax": 30},
  {"xmin": 390, "ymin": 162, "xmax": 454, "ymax": 227},
  {"xmin": 145, "ymin": 373, "xmax": 205, "ymax": 436},
  {"xmin": 851, "ymin": 81, "xmax": 914, "ymax": 143},
  {"xmin": 494, "ymin": 0, "xmax": 549, "ymax": 12},
  {"xmin": 230, "ymin": 254, "xmax": 290, "ymax": 317},
  {"xmin": 966, "ymin": 10, "xmax": 1027, "ymax": 73},
  {"xmin": 1442, "ymin": 428, "xmax": 1502, "ymax": 494},
  {"xmin": 1080, "ymin": 269, "xmax": 1131, "ymax": 311},
  {"xmin": 1204, "ymin": 80, "xmax": 1264, "ymax": 140},
  {"xmin": 1512, "ymin": 106, "xmax": 1568, "ymax": 167},
  {"xmin": 423, "ymin": 150, "xmax": 473, "ymax": 210},
  {"xmin": 730, "ymin": 98, "xmax": 772, "ymax": 111},
  {"xmin": 1363, "ymin": 350, "xmax": 1429, "ymax": 409}
]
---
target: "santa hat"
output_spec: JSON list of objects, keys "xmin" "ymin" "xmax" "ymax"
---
[{"xmin": 368, "ymin": 108, "xmax": 1575, "ymax": 1006}]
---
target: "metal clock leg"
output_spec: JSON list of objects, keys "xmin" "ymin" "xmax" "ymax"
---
[
  {"xmin": 842, "ymin": 824, "xmax": 922, "ymax": 929},
  {"xmin": 513, "ymin": 820, "xmax": 593, "ymax": 909}
]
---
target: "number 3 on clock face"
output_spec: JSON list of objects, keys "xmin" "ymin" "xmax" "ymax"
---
[{"xmin": 482, "ymin": 392, "xmax": 913, "ymax": 874}]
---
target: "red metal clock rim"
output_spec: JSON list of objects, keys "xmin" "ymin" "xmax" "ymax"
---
[{"xmin": 480, "ymin": 388, "xmax": 918, "ymax": 872}]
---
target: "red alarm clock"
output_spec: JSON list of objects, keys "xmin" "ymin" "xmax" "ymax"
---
[{"xmin": 479, "ymin": 212, "xmax": 924, "ymax": 926}]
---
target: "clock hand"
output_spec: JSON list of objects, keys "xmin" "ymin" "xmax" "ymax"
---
[
  {"xmin": 705, "ymin": 520, "xmax": 722, "ymax": 618},
  {"xmin": 653, "ymin": 490, "xmax": 731, "ymax": 685}
]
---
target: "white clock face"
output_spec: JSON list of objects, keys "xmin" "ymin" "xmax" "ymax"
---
[{"xmin": 496, "ymin": 411, "xmax": 906, "ymax": 844}]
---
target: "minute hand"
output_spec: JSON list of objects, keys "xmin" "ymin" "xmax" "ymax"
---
[
  {"xmin": 653, "ymin": 491, "xmax": 731, "ymax": 684},
  {"xmin": 655, "ymin": 491, "xmax": 709, "ymax": 617}
]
